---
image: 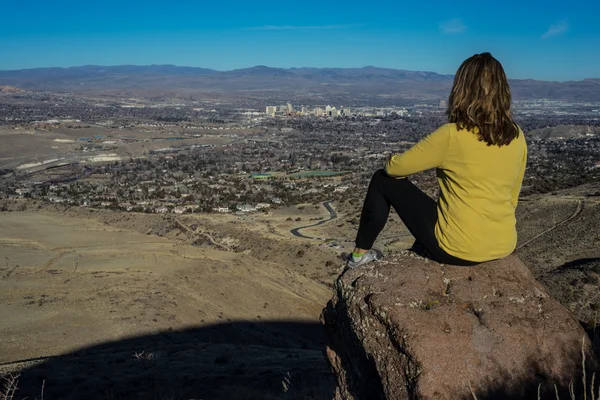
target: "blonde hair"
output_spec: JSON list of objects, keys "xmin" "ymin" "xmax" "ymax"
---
[{"xmin": 447, "ymin": 52, "xmax": 519, "ymax": 146}]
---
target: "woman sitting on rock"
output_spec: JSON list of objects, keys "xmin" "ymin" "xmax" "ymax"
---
[{"xmin": 348, "ymin": 52, "xmax": 527, "ymax": 268}]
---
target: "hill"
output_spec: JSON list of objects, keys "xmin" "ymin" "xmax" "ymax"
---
[
  {"xmin": 515, "ymin": 181, "xmax": 600, "ymax": 339},
  {"xmin": 0, "ymin": 209, "xmax": 337, "ymax": 399},
  {"xmin": 0, "ymin": 181, "xmax": 599, "ymax": 398},
  {"xmin": 528, "ymin": 125, "xmax": 600, "ymax": 140},
  {"xmin": 0, "ymin": 65, "xmax": 599, "ymax": 101},
  {"xmin": 0, "ymin": 85, "xmax": 24, "ymax": 94}
]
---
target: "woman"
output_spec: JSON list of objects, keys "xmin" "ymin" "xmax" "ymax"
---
[{"xmin": 348, "ymin": 52, "xmax": 527, "ymax": 268}]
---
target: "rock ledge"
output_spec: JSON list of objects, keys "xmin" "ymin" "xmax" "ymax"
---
[{"xmin": 321, "ymin": 251, "xmax": 597, "ymax": 399}]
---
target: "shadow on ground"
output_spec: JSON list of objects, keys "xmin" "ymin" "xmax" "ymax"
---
[
  {"xmin": 5, "ymin": 321, "xmax": 335, "ymax": 400},
  {"xmin": 539, "ymin": 257, "xmax": 600, "ymax": 359}
]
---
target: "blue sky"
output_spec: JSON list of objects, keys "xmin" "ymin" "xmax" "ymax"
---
[{"xmin": 1, "ymin": 0, "xmax": 599, "ymax": 81}]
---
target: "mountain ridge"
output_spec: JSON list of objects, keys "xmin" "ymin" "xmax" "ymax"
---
[{"xmin": 0, "ymin": 65, "xmax": 598, "ymax": 101}]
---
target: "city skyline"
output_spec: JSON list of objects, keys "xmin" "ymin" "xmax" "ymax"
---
[{"xmin": 2, "ymin": 0, "xmax": 599, "ymax": 81}]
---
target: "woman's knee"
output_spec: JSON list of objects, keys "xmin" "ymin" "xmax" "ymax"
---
[
  {"xmin": 367, "ymin": 169, "xmax": 388, "ymax": 189},
  {"xmin": 371, "ymin": 169, "xmax": 388, "ymax": 181}
]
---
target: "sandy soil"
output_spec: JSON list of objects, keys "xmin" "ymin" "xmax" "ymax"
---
[{"xmin": 0, "ymin": 211, "xmax": 334, "ymax": 399}]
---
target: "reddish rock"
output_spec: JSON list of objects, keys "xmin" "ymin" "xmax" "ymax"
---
[{"xmin": 321, "ymin": 251, "xmax": 598, "ymax": 399}]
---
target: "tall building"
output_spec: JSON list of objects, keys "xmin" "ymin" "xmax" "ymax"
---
[
  {"xmin": 265, "ymin": 106, "xmax": 276, "ymax": 116},
  {"xmin": 439, "ymin": 99, "xmax": 447, "ymax": 108},
  {"xmin": 287, "ymin": 103, "xmax": 293, "ymax": 113}
]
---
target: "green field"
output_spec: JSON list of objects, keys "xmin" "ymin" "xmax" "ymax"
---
[
  {"xmin": 288, "ymin": 170, "xmax": 349, "ymax": 178},
  {"xmin": 250, "ymin": 173, "xmax": 273, "ymax": 179}
]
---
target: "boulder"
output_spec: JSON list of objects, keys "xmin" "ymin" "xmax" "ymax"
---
[{"xmin": 321, "ymin": 251, "xmax": 598, "ymax": 400}]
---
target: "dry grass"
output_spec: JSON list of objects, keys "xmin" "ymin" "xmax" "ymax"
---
[
  {"xmin": 0, "ymin": 374, "xmax": 19, "ymax": 400},
  {"xmin": 468, "ymin": 334, "xmax": 600, "ymax": 400}
]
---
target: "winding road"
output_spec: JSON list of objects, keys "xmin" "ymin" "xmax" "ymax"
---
[
  {"xmin": 290, "ymin": 201, "xmax": 412, "ymax": 244},
  {"xmin": 290, "ymin": 202, "xmax": 338, "ymax": 240}
]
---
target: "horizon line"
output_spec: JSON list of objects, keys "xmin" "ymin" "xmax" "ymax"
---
[{"xmin": 0, "ymin": 64, "xmax": 598, "ymax": 83}]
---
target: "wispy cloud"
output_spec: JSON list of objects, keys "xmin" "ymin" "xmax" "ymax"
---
[
  {"xmin": 542, "ymin": 20, "xmax": 568, "ymax": 38},
  {"xmin": 248, "ymin": 24, "xmax": 362, "ymax": 31},
  {"xmin": 439, "ymin": 18, "xmax": 467, "ymax": 34}
]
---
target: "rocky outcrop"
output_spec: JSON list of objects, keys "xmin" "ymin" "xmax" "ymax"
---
[{"xmin": 321, "ymin": 251, "xmax": 598, "ymax": 399}]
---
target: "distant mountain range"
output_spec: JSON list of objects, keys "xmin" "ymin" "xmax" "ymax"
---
[{"xmin": 0, "ymin": 65, "xmax": 599, "ymax": 101}]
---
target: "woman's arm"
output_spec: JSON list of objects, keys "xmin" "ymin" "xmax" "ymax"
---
[
  {"xmin": 385, "ymin": 124, "xmax": 450, "ymax": 177},
  {"xmin": 511, "ymin": 145, "xmax": 527, "ymax": 209}
]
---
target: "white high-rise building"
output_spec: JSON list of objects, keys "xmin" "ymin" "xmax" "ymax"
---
[{"xmin": 265, "ymin": 106, "xmax": 277, "ymax": 116}]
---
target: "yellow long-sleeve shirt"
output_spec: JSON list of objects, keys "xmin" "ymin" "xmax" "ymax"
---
[{"xmin": 385, "ymin": 123, "xmax": 527, "ymax": 262}]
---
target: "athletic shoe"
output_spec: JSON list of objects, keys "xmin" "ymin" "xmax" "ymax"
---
[{"xmin": 346, "ymin": 248, "xmax": 384, "ymax": 269}]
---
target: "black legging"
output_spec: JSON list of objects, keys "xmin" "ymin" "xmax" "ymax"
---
[{"xmin": 355, "ymin": 169, "xmax": 479, "ymax": 266}]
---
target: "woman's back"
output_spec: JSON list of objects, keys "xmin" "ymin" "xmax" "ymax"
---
[{"xmin": 434, "ymin": 123, "xmax": 527, "ymax": 262}]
